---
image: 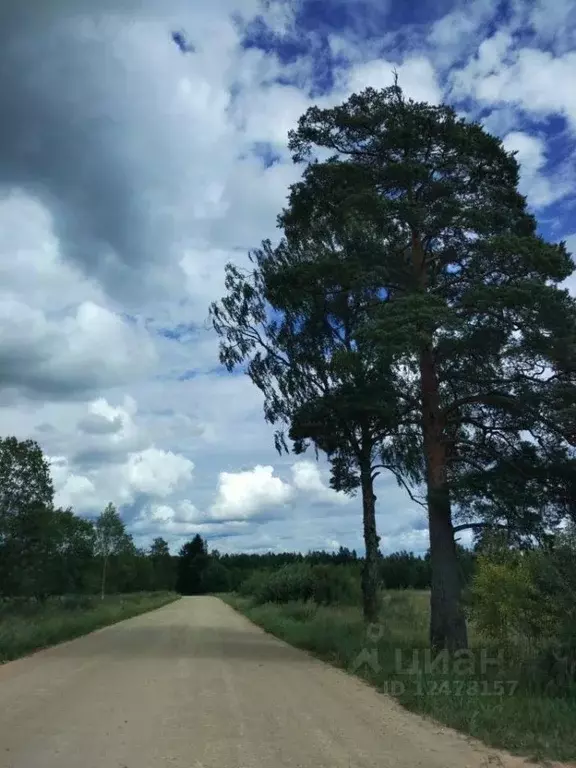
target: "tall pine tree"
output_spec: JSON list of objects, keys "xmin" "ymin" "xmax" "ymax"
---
[
  {"xmin": 211, "ymin": 229, "xmax": 402, "ymax": 621},
  {"xmin": 285, "ymin": 81, "xmax": 576, "ymax": 649}
]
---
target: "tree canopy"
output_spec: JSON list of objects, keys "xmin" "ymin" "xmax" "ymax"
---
[
  {"xmin": 288, "ymin": 82, "xmax": 576, "ymax": 649},
  {"xmin": 212, "ymin": 79, "xmax": 576, "ymax": 649},
  {"xmin": 95, "ymin": 502, "xmax": 134, "ymax": 599},
  {"xmin": 0, "ymin": 436, "xmax": 54, "ymax": 540},
  {"xmin": 211, "ymin": 195, "xmax": 403, "ymax": 620}
]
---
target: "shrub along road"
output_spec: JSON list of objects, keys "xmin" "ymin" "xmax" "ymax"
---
[{"xmin": 0, "ymin": 596, "xmax": 570, "ymax": 768}]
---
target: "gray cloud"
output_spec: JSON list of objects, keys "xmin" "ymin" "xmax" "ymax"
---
[
  {"xmin": 0, "ymin": 296, "xmax": 156, "ymax": 400},
  {"xmin": 71, "ymin": 447, "xmax": 128, "ymax": 471},
  {"xmin": 77, "ymin": 413, "xmax": 124, "ymax": 435},
  {"xmin": 0, "ymin": 3, "xmax": 238, "ymax": 306},
  {"xmin": 35, "ymin": 422, "xmax": 56, "ymax": 433}
]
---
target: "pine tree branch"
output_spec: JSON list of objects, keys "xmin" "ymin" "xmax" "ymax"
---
[
  {"xmin": 371, "ymin": 464, "xmax": 427, "ymax": 507},
  {"xmin": 453, "ymin": 522, "xmax": 508, "ymax": 533}
]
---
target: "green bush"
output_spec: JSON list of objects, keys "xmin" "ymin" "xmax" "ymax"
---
[
  {"xmin": 469, "ymin": 533, "xmax": 576, "ymax": 695},
  {"xmin": 238, "ymin": 563, "xmax": 360, "ymax": 606},
  {"xmin": 200, "ymin": 561, "xmax": 232, "ymax": 593},
  {"xmin": 255, "ymin": 562, "xmax": 315, "ymax": 603},
  {"xmin": 469, "ymin": 551, "xmax": 535, "ymax": 645},
  {"xmin": 237, "ymin": 570, "xmax": 270, "ymax": 597},
  {"xmin": 310, "ymin": 564, "xmax": 360, "ymax": 605}
]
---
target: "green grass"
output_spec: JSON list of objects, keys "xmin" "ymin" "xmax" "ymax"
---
[
  {"xmin": 0, "ymin": 592, "xmax": 178, "ymax": 663},
  {"xmin": 223, "ymin": 590, "xmax": 576, "ymax": 763}
]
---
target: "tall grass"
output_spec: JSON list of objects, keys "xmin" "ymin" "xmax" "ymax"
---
[
  {"xmin": 224, "ymin": 590, "xmax": 576, "ymax": 763},
  {"xmin": 0, "ymin": 592, "xmax": 178, "ymax": 663}
]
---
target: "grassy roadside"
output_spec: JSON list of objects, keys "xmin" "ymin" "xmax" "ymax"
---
[
  {"xmin": 0, "ymin": 592, "xmax": 178, "ymax": 664},
  {"xmin": 222, "ymin": 591, "xmax": 576, "ymax": 763}
]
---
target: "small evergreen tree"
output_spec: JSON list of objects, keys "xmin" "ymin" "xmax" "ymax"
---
[{"xmin": 176, "ymin": 535, "xmax": 209, "ymax": 595}]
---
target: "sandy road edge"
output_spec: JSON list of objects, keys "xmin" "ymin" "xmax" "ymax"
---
[
  {"xmin": 217, "ymin": 596, "xmax": 574, "ymax": 768},
  {"xmin": 0, "ymin": 594, "xmax": 181, "ymax": 671}
]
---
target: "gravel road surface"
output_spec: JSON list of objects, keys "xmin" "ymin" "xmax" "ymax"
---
[{"xmin": 0, "ymin": 597, "xmax": 567, "ymax": 767}]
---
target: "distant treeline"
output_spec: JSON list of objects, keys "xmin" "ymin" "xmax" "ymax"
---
[
  {"xmin": 175, "ymin": 536, "xmax": 476, "ymax": 596},
  {"xmin": 0, "ymin": 435, "xmax": 475, "ymax": 602}
]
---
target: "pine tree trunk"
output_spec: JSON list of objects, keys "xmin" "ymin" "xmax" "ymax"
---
[
  {"xmin": 411, "ymin": 230, "xmax": 467, "ymax": 651},
  {"xmin": 427, "ymin": 482, "xmax": 468, "ymax": 650},
  {"xmin": 360, "ymin": 463, "xmax": 380, "ymax": 623},
  {"xmin": 419, "ymin": 344, "xmax": 468, "ymax": 651}
]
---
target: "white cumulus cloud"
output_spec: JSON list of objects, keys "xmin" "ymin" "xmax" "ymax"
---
[
  {"xmin": 502, "ymin": 131, "xmax": 571, "ymax": 208},
  {"xmin": 210, "ymin": 464, "xmax": 294, "ymax": 521},
  {"xmin": 291, "ymin": 460, "xmax": 349, "ymax": 506},
  {"xmin": 123, "ymin": 447, "xmax": 194, "ymax": 498}
]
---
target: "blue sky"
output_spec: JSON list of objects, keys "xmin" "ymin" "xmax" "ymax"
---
[{"xmin": 0, "ymin": 0, "xmax": 574, "ymax": 554}]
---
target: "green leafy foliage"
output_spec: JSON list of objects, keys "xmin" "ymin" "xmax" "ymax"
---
[
  {"xmin": 0, "ymin": 436, "xmax": 177, "ymax": 600},
  {"xmin": 94, "ymin": 502, "xmax": 134, "ymax": 599},
  {"xmin": 200, "ymin": 558, "xmax": 232, "ymax": 593},
  {"xmin": 238, "ymin": 562, "xmax": 361, "ymax": 606},
  {"xmin": 0, "ymin": 436, "xmax": 54, "ymax": 535},
  {"xmin": 469, "ymin": 529, "xmax": 576, "ymax": 695}
]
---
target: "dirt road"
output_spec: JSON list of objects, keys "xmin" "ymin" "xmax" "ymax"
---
[{"xmin": 0, "ymin": 597, "xmax": 561, "ymax": 767}]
